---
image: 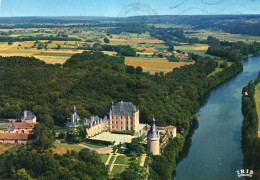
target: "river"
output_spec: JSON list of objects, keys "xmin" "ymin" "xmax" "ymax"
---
[{"xmin": 174, "ymin": 56, "xmax": 260, "ymax": 180}]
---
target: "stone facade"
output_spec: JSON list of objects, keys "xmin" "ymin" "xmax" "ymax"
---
[
  {"xmin": 84, "ymin": 115, "xmax": 108, "ymax": 138},
  {"xmin": 164, "ymin": 125, "xmax": 177, "ymax": 138},
  {"xmin": 147, "ymin": 118, "xmax": 160, "ymax": 155},
  {"xmin": 21, "ymin": 110, "xmax": 37, "ymax": 123},
  {"xmin": 66, "ymin": 101, "xmax": 140, "ymax": 138},
  {"xmin": 108, "ymin": 101, "xmax": 139, "ymax": 132}
]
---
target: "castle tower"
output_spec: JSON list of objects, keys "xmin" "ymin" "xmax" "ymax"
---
[
  {"xmin": 147, "ymin": 118, "xmax": 160, "ymax": 155},
  {"xmin": 71, "ymin": 105, "xmax": 80, "ymax": 124}
]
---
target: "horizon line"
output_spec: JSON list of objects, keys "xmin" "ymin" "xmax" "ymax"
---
[{"xmin": 0, "ymin": 13, "xmax": 260, "ymax": 18}]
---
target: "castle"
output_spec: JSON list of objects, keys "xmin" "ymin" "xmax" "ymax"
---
[
  {"xmin": 66, "ymin": 101, "xmax": 140, "ymax": 137},
  {"xmin": 66, "ymin": 102, "xmax": 177, "ymax": 156}
]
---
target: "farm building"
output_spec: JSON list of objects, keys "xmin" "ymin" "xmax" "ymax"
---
[
  {"xmin": 0, "ymin": 133, "xmax": 29, "ymax": 144},
  {"xmin": 21, "ymin": 110, "xmax": 37, "ymax": 123},
  {"xmin": 0, "ymin": 110, "xmax": 38, "ymax": 144}
]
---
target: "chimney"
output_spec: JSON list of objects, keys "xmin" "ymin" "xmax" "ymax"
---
[{"xmin": 24, "ymin": 111, "xmax": 27, "ymax": 120}]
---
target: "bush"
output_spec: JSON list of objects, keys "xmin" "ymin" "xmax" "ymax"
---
[
  {"xmin": 111, "ymin": 130, "xmax": 135, "ymax": 135},
  {"xmin": 57, "ymin": 132, "xmax": 65, "ymax": 139},
  {"xmin": 85, "ymin": 139, "xmax": 114, "ymax": 146}
]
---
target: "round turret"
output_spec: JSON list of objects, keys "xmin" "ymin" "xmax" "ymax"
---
[{"xmin": 147, "ymin": 118, "xmax": 160, "ymax": 155}]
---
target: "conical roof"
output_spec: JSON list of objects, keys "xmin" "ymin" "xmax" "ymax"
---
[{"xmin": 147, "ymin": 118, "xmax": 159, "ymax": 138}]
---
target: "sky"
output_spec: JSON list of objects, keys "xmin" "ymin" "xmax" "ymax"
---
[{"xmin": 0, "ymin": 0, "xmax": 259, "ymax": 17}]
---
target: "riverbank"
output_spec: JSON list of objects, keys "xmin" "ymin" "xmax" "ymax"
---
[
  {"xmin": 254, "ymin": 82, "xmax": 260, "ymax": 137},
  {"xmin": 174, "ymin": 55, "xmax": 260, "ymax": 179},
  {"xmin": 241, "ymin": 73, "xmax": 260, "ymax": 179},
  {"xmin": 149, "ymin": 56, "xmax": 244, "ymax": 180}
]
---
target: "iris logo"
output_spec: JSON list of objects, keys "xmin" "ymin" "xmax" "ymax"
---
[{"xmin": 237, "ymin": 169, "xmax": 253, "ymax": 177}]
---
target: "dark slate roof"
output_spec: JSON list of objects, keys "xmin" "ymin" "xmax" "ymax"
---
[
  {"xmin": 147, "ymin": 118, "xmax": 159, "ymax": 138},
  {"xmin": 111, "ymin": 101, "xmax": 138, "ymax": 114},
  {"xmin": 21, "ymin": 111, "xmax": 36, "ymax": 120},
  {"xmin": 85, "ymin": 116, "xmax": 101, "ymax": 126},
  {"xmin": 65, "ymin": 121, "xmax": 78, "ymax": 127}
]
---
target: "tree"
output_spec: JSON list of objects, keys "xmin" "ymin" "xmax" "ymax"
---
[
  {"xmin": 127, "ymin": 135, "xmax": 145, "ymax": 156},
  {"xmin": 120, "ymin": 157, "xmax": 147, "ymax": 180},
  {"xmin": 14, "ymin": 169, "xmax": 34, "ymax": 180},
  {"xmin": 56, "ymin": 44, "xmax": 61, "ymax": 49},
  {"xmin": 29, "ymin": 124, "xmax": 55, "ymax": 153},
  {"xmin": 104, "ymin": 37, "xmax": 110, "ymax": 43}
]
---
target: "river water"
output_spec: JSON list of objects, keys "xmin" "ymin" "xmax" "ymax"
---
[{"xmin": 174, "ymin": 56, "xmax": 260, "ymax": 180}]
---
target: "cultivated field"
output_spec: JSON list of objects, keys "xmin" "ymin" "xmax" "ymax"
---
[
  {"xmin": 100, "ymin": 37, "xmax": 164, "ymax": 44},
  {"xmin": 174, "ymin": 43, "xmax": 210, "ymax": 57},
  {"xmin": 125, "ymin": 57, "xmax": 194, "ymax": 74},
  {"xmin": 186, "ymin": 29, "xmax": 260, "ymax": 43},
  {"xmin": 0, "ymin": 42, "xmax": 85, "ymax": 64}
]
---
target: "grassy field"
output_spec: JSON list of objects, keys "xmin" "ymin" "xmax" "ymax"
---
[
  {"xmin": 110, "ymin": 165, "xmax": 127, "ymax": 177},
  {"xmin": 99, "ymin": 154, "xmax": 110, "ymax": 163},
  {"xmin": 0, "ymin": 123, "xmax": 10, "ymax": 130},
  {"xmin": 174, "ymin": 43, "xmax": 213, "ymax": 57},
  {"xmin": 125, "ymin": 57, "xmax": 194, "ymax": 74},
  {"xmin": 186, "ymin": 29, "xmax": 260, "ymax": 43},
  {"xmin": 208, "ymin": 60, "xmax": 233, "ymax": 77},
  {"xmin": 254, "ymin": 83, "xmax": 260, "ymax": 137},
  {"xmin": 52, "ymin": 141, "xmax": 84, "ymax": 154},
  {"xmin": 108, "ymin": 155, "xmax": 116, "ymax": 165},
  {"xmin": 114, "ymin": 155, "xmax": 130, "ymax": 164}
]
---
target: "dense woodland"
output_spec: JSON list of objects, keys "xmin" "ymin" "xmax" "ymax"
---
[{"xmin": 241, "ymin": 76, "xmax": 260, "ymax": 179}]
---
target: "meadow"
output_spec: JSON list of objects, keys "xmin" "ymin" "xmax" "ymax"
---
[
  {"xmin": 186, "ymin": 29, "xmax": 260, "ymax": 43},
  {"xmin": 52, "ymin": 140, "xmax": 84, "ymax": 154}
]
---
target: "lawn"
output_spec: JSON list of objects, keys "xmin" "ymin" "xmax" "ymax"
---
[
  {"xmin": 108, "ymin": 155, "xmax": 116, "ymax": 165},
  {"xmin": 254, "ymin": 83, "xmax": 260, "ymax": 137},
  {"xmin": 52, "ymin": 141, "xmax": 84, "ymax": 154},
  {"xmin": 114, "ymin": 155, "xmax": 130, "ymax": 164},
  {"xmin": 99, "ymin": 154, "xmax": 110, "ymax": 163},
  {"xmin": 81, "ymin": 141, "xmax": 108, "ymax": 148},
  {"xmin": 110, "ymin": 165, "xmax": 127, "ymax": 177}
]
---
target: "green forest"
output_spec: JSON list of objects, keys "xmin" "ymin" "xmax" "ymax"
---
[{"xmin": 241, "ymin": 75, "xmax": 260, "ymax": 179}]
